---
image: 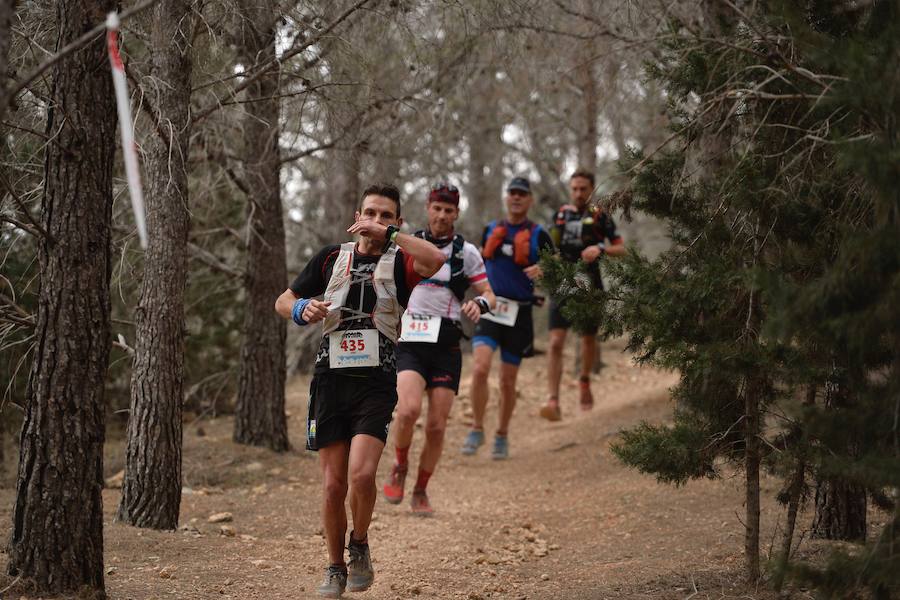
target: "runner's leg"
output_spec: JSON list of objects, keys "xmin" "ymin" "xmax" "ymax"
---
[
  {"xmin": 497, "ymin": 360, "xmax": 520, "ymax": 435},
  {"xmin": 419, "ymin": 386, "xmax": 455, "ymax": 473},
  {"xmin": 547, "ymin": 328, "xmax": 567, "ymax": 405},
  {"xmin": 319, "ymin": 441, "xmax": 351, "ymax": 566},
  {"xmin": 348, "ymin": 434, "xmax": 385, "ymax": 540},
  {"xmin": 394, "ymin": 370, "xmax": 426, "ymax": 454},
  {"xmin": 580, "ymin": 334, "xmax": 596, "ymax": 379},
  {"xmin": 580, "ymin": 334, "xmax": 597, "ymax": 409},
  {"xmin": 469, "ymin": 343, "xmax": 494, "ymax": 430}
]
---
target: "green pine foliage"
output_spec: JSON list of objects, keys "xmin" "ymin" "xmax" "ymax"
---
[{"xmin": 542, "ymin": 0, "xmax": 899, "ymax": 593}]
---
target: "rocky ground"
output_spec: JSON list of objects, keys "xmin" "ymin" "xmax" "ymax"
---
[{"xmin": 0, "ymin": 337, "xmax": 837, "ymax": 599}]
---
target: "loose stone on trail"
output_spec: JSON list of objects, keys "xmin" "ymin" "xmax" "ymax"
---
[{"xmin": 208, "ymin": 512, "xmax": 233, "ymax": 523}]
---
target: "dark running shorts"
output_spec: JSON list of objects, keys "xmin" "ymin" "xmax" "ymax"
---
[
  {"xmin": 396, "ymin": 318, "xmax": 463, "ymax": 392},
  {"xmin": 306, "ymin": 372, "xmax": 398, "ymax": 451},
  {"xmin": 472, "ymin": 303, "xmax": 534, "ymax": 366},
  {"xmin": 548, "ymin": 297, "xmax": 600, "ymax": 335}
]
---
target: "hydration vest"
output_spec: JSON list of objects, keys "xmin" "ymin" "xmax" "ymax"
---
[
  {"xmin": 322, "ymin": 242, "xmax": 401, "ymax": 343},
  {"xmin": 413, "ymin": 230, "xmax": 469, "ymax": 301},
  {"xmin": 482, "ymin": 220, "xmax": 543, "ymax": 266}
]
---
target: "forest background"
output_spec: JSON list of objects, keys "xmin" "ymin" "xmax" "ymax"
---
[{"xmin": 0, "ymin": 0, "xmax": 897, "ymax": 598}]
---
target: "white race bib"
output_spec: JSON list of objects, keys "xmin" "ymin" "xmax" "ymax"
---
[
  {"xmin": 399, "ymin": 313, "xmax": 441, "ymax": 343},
  {"xmin": 329, "ymin": 329, "xmax": 380, "ymax": 369},
  {"xmin": 480, "ymin": 297, "xmax": 519, "ymax": 327}
]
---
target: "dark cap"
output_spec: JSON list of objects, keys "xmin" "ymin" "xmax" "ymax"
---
[{"xmin": 507, "ymin": 177, "xmax": 531, "ymax": 193}]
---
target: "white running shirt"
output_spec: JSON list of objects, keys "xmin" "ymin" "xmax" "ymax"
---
[{"xmin": 405, "ymin": 238, "xmax": 487, "ymax": 320}]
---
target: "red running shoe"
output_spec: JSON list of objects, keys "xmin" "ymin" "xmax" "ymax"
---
[
  {"xmin": 410, "ymin": 489, "xmax": 434, "ymax": 516},
  {"xmin": 382, "ymin": 463, "xmax": 407, "ymax": 504}
]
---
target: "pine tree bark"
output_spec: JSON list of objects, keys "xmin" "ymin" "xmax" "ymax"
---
[
  {"xmin": 744, "ymin": 377, "xmax": 762, "ymax": 582},
  {"xmin": 773, "ymin": 384, "xmax": 816, "ymax": 592},
  {"xmin": 576, "ymin": 1, "xmax": 599, "ymax": 172},
  {"xmin": 0, "ymin": 0, "xmax": 15, "ymax": 125},
  {"xmin": 116, "ymin": 0, "xmax": 193, "ymax": 530},
  {"xmin": 466, "ymin": 65, "xmax": 503, "ymax": 237},
  {"xmin": 7, "ymin": 0, "xmax": 115, "ymax": 594},
  {"xmin": 812, "ymin": 372, "xmax": 867, "ymax": 541},
  {"xmin": 233, "ymin": 2, "xmax": 289, "ymax": 452},
  {"xmin": 811, "ymin": 478, "xmax": 866, "ymax": 541}
]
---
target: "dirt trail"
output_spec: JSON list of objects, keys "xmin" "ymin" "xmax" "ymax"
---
[{"xmin": 0, "ymin": 338, "xmax": 787, "ymax": 599}]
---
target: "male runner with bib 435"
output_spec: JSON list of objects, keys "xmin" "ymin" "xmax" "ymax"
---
[
  {"xmin": 275, "ymin": 184, "xmax": 443, "ymax": 598},
  {"xmin": 382, "ymin": 183, "xmax": 496, "ymax": 515}
]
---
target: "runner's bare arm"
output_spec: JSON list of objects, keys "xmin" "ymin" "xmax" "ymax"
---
[
  {"xmin": 396, "ymin": 232, "xmax": 446, "ymax": 277},
  {"xmin": 274, "ymin": 289, "xmax": 299, "ymax": 319},
  {"xmin": 274, "ymin": 289, "xmax": 331, "ymax": 323},
  {"xmin": 461, "ymin": 280, "xmax": 496, "ymax": 323},
  {"xmin": 346, "ymin": 220, "xmax": 444, "ymax": 277},
  {"xmin": 604, "ymin": 239, "xmax": 626, "ymax": 257},
  {"xmin": 581, "ymin": 238, "xmax": 626, "ymax": 262}
]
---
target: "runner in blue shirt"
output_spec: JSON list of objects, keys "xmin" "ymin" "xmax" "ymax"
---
[{"xmin": 460, "ymin": 177, "xmax": 554, "ymax": 460}]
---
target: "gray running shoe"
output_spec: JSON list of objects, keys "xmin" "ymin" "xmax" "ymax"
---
[
  {"xmin": 317, "ymin": 564, "xmax": 347, "ymax": 598},
  {"xmin": 492, "ymin": 435, "xmax": 509, "ymax": 460},
  {"xmin": 347, "ymin": 536, "xmax": 374, "ymax": 592},
  {"xmin": 461, "ymin": 429, "xmax": 485, "ymax": 455}
]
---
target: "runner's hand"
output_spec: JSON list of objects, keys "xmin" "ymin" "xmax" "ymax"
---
[
  {"xmin": 302, "ymin": 300, "xmax": 331, "ymax": 324},
  {"xmin": 461, "ymin": 300, "xmax": 482, "ymax": 323},
  {"xmin": 580, "ymin": 245, "xmax": 603, "ymax": 263},
  {"xmin": 347, "ymin": 220, "xmax": 388, "ymax": 240},
  {"xmin": 523, "ymin": 264, "xmax": 542, "ymax": 280}
]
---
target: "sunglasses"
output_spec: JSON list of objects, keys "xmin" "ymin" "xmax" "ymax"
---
[{"xmin": 431, "ymin": 182, "xmax": 459, "ymax": 193}]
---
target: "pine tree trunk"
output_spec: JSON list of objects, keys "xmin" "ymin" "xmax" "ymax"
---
[
  {"xmin": 811, "ymin": 478, "xmax": 866, "ymax": 541},
  {"xmin": 466, "ymin": 63, "xmax": 503, "ymax": 237},
  {"xmin": 116, "ymin": 0, "xmax": 193, "ymax": 530},
  {"xmin": 773, "ymin": 384, "xmax": 815, "ymax": 592},
  {"xmin": 0, "ymin": 0, "xmax": 14, "ymax": 124},
  {"xmin": 0, "ymin": 412, "xmax": 5, "ymax": 478},
  {"xmin": 774, "ymin": 461, "xmax": 806, "ymax": 591},
  {"xmin": 811, "ymin": 372, "xmax": 867, "ymax": 541},
  {"xmin": 744, "ymin": 378, "xmax": 762, "ymax": 582},
  {"xmin": 233, "ymin": 4, "xmax": 289, "ymax": 452},
  {"xmin": 7, "ymin": 0, "xmax": 115, "ymax": 594},
  {"xmin": 576, "ymin": 1, "xmax": 598, "ymax": 173}
]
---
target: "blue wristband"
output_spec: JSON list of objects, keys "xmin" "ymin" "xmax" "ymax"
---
[{"xmin": 292, "ymin": 298, "xmax": 311, "ymax": 326}]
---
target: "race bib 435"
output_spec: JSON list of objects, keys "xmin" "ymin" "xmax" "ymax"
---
[{"xmin": 329, "ymin": 329, "xmax": 380, "ymax": 368}]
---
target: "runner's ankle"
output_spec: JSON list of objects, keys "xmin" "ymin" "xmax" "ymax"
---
[
  {"xmin": 395, "ymin": 445, "xmax": 410, "ymax": 467},
  {"xmin": 414, "ymin": 468, "xmax": 432, "ymax": 492},
  {"xmin": 349, "ymin": 530, "xmax": 367, "ymax": 546}
]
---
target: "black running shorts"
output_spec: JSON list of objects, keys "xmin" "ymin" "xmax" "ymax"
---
[
  {"xmin": 472, "ymin": 303, "xmax": 534, "ymax": 365},
  {"xmin": 396, "ymin": 318, "xmax": 462, "ymax": 392},
  {"xmin": 306, "ymin": 372, "xmax": 398, "ymax": 451},
  {"xmin": 548, "ymin": 297, "xmax": 600, "ymax": 335}
]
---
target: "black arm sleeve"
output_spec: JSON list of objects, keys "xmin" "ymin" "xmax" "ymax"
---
[
  {"xmin": 289, "ymin": 245, "xmax": 340, "ymax": 298},
  {"xmin": 537, "ymin": 228, "xmax": 555, "ymax": 252}
]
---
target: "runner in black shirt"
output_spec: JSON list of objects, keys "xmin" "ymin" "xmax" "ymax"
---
[
  {"xmin": 539, "ymin": 170, "xmax": 625, "ymax": 422},
  {"xmin": 275, "ymin": 184, "xmax": 443, "ymax": 598}
]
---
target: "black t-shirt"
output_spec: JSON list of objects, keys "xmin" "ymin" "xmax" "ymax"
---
[
  {"xmin": 551, "ymin": 205, "xmax": 622, "ymax": 288},
  {"xmin": 290, "ymin": 244, "xmax": 420, "ymax": 380}
]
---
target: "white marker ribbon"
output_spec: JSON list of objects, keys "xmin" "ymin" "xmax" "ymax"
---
[{"xmin": 106, "ymin": 12, "xmax": 147, "ymax": 249}]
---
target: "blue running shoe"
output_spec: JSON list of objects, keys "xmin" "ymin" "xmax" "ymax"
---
[
  {"xmin": 461, "ymin": 429, "xmax": 484, "ymax": 455},
  {"xmin": 492, "ymin": 435, "xmax": 509, "ymax": 460}
]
